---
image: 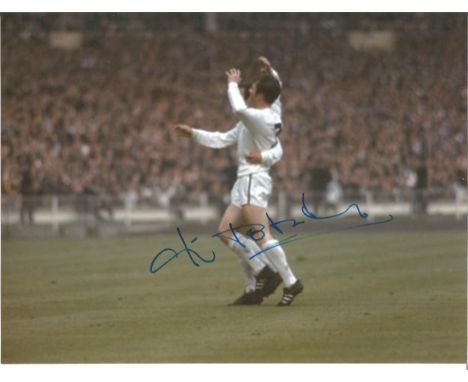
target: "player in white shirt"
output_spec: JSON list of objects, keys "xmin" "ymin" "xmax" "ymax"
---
[
  {"xmin": 176, "ymin": 74, "xmax": 282, "ymax": 304},
  {"xmin": 176, "ymin": 58, "xmax": 303, "ymax": 306}
]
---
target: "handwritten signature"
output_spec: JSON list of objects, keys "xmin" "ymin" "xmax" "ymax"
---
[{"xmin": 149, "ymin": 192, "xmax": 394, "ymax": 274}]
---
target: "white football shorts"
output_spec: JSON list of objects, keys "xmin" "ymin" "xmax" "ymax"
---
[{"xmin": 230, "ymin": 172, "xmax": 272, "ymax": 209}]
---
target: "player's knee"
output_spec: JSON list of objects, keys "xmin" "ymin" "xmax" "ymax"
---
[
  {"xmin": 217, "ymin": 222, "xmax": 231, "ymax": 246},
  {"xmin": 218, "ymin": 231, "xmax": 234, "ymax": 246},
  {"xmin": 217, "ymin": 220, "xmax": 227, "ymax": 235},
  {"xmin": 260, "ymin": 233, "xmax": 273, "ymax": 245},
  {"xmin": 219, "ymin": 235, "xmax": 230, "ymax": 246},
  {"xmin": 251, "ymin": 234, "xmax": 267, "ymax": 247}
]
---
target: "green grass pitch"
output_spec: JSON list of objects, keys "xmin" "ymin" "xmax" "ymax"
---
[{"xmin": 2, "ymin": 230, "xmax": 466, "ymax": 363}]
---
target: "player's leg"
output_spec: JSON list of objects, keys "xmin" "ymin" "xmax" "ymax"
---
[
  {"xmin": 240, "ymin": 172, "xmax": 293, "ymax": 276},
  {"xmin": 217, "ymin": 203, "xmax": 269, "ymax": 304},
  {"xmin": 217, "ymin": 203, "xmax": 268, "ymax": 278},
  {"xmin": 222, "ymin": 177, "xmax": 279, "ymax": 275},
  {"xmin": 220, "ymin": 175, "xmax": 282, "ymax": 304},
  {"xmin": 241, "ymin": 172, "xmax": 303, "ymax": 306},
  {"xmin": 242, "ymin": 203, "xmax": 303, "ymax": 306},
  {"xmin": 241, "ymin": 203, "xmax": 297, "ymax": 284},
  {"xmin": 236, "ymin": 225, "xmax": 278, "ymax": 274}
]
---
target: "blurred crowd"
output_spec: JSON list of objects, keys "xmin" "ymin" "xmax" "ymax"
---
[{"xmin": 2, "ymin": 13, "xmax": 466, "ymax": 210}]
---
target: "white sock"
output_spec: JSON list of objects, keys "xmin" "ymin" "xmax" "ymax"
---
[
  {"xmin": 226, "ymin": 237, "xmax": 264, "ymax": 275},
  {"xmin": 236, "ymin": 233, "xmax": 278, "ymax": 273},
  {"xmin": 260, "ymin": 240, "xmax": 297, "ymax": 287},
  {"xmin": 239, "ymin": 259, "xmax": 256, "ymax": 293}
]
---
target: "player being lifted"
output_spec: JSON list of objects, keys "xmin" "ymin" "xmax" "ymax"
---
[{"xmin": 175, "ymin": 58, "xmax": 303, "ymax": 306}]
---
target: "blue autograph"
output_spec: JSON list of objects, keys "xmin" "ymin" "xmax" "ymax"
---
[
  {"xmin": 149, "ymin": 192, "xmax": 394, "ymax": 274},
  {"xmin": 149, "ymin": 227, "xmax": 216, "ymax": 273}
]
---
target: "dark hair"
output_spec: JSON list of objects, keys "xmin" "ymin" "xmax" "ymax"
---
[
  {"xmin": 255, "ymin": 74, "xmax": 281, "ymax": 104},
  {"xmin": 239, "ymin": 82, "xmax": 252, "ymax": 100}
]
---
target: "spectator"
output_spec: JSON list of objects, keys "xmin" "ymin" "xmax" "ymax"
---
[{"xmin": 1, "ymin": 14, "xmax": 465, "ymax": 209}]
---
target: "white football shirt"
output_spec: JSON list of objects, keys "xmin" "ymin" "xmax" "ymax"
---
[{"xmin": 192, "ymin": 68, "xmax": 283, "ymax": 178}]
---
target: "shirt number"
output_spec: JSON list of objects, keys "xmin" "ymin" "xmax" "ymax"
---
[
  {"xmin": 271, "ymin": 123, "xmax": 282, "ymax": 148},
  {"xmin": 274, "ymin": 123, "xmax": 283, "ymax": 137}
]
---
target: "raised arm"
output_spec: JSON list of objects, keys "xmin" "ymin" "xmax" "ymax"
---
[
  {"xmin": 258, "ymin": 56, "xmax": 282, "ymax": 118},
  {"xmin": 258, "ymin": 56, "xmax": 282, "ymax": 86},
  {"xmin": 175, "ymin": 124, "xmax": 239, "ymax": 149},
  {"xmin": 225, "ymin": 68, "xmax": 272, "ymax": 136},
  {"xmin": 226, "ymin": 74, "xmax": 249, "ymax": 114}
]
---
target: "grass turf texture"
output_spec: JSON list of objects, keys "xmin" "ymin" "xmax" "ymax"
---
[{"xmin": 2, "ymin": 231, "xmax": 466, "ymax": 363}]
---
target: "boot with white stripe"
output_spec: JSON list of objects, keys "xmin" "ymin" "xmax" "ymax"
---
[{"xmin": 277, "ymin": 280, "xmax": 304, "ymax": 307}]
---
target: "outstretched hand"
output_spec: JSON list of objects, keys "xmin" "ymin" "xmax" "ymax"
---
[
  {"xmin": 225, "ymin": 68, "xmax": 241, "ymax": 84},
  {"xmin": 174, "ymin": 124, "xmax": 193, "ymax": 138},
  {"xmin": 246, "ymin": 149, "xmax": 262, "ymax": 164}
]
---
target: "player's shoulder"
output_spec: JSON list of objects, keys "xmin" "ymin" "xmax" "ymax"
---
[
  {"xmin": 263, "ymin": 107, "xmax": 281, "ymax": 125},
  {"xmin": 242, "ymin": 106, "xmax": 281, "ymax": 125}
]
